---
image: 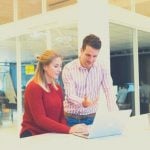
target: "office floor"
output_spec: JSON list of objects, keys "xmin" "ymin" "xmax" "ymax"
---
[
  {"xmin": 0, "ymin": 119, "xmax": 19, "ymax": 148},
  {"xmin": 0, "ymin": 109, "xmax": 19, "ymax": 138}
]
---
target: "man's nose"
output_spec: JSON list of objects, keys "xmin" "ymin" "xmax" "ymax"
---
[{"xmin": 88, "ymin": 57, "xmax": 95, "ymax": 63}]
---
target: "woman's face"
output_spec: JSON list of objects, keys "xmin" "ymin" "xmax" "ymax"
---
[{"xmin": 43, "ymin": 57, "xmax": 62, "ymax": 82}]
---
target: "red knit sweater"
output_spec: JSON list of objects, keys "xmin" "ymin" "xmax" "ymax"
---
[{"xmin": 20, "ymin": 81, "xmax": 70, "ymax": 136}]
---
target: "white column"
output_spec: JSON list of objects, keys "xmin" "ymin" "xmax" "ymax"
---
[
  {"xmin": 77, "ymin": 0, "xmax": 110, "ymax": 69},
  {"xmin": 16, "ymin": 37, "xmax": 22, "ymax": 131},
  {"xmin": 133, "ymin": 29, "xmax": 140, "ymax": 115}
]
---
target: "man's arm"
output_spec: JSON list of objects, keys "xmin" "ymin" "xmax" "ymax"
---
[
  {"xmin": 62, "ymin": 66, "xmax": 83, "ymax": 106},
  {"xmin": 101, "ymin": 69, "xmax": 119, "ymax": 111}
]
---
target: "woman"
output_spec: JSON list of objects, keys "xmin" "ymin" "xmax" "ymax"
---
[{"xmin": 20, "ymin": 50, "xmax": 87, "ymax": 138}]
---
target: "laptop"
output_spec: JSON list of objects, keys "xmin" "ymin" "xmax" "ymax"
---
[{"xmin": 73, "ymin": 109, "xmax": 131, "ymax": 139}]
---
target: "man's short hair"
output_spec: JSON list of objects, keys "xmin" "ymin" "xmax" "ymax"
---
[{"xmin": 82, "ymin": 34, "xmax": 101, "ymax": 50}]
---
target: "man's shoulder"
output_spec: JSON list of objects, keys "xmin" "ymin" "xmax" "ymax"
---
[
  {"xmin": 94, "ymin": 62, "xmax": 106, "ymax": 71},
  {"xmin": 63, "ymin": 59, "xmax": 78, "ymax": 70}
]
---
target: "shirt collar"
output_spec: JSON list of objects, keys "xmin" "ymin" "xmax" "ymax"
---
[{"xmin": 76, "ymin": 58, "xmax": 97, "ymax": 70}]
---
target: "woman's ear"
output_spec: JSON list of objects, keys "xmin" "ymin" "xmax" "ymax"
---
[{"xmin": 43, "ymin": 64, "xmax": 47, "ymax": 71}]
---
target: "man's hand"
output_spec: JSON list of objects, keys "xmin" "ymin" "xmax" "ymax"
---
[
  {"xmin": 82, "ymin": 96, "xmax": 99, "ymax": 107},
  {"xmin": 82, "ymin": 96, "xmax": 93, "ymax": 107}
]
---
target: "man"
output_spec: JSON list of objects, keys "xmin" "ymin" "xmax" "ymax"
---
[{"xmin": 62, "ymin": 34, "xmax": 118, "ymax": 126}]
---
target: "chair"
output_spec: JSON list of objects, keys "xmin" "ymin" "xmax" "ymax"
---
[
  {"xmin": 117, "ymin": 92, "xmax": 134, "ymax": 111},
  {"xmin": 6, "ymin": 96, "xmax": 17, "ymax": 122},
  {"xmin": 0, "ymin": 90, "xmax": 11, "ymax": 124}
]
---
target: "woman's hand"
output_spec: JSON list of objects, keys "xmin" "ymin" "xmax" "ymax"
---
[{"xmin": 69, "ymin": 124, "xmax": 88, "ymax": 134}]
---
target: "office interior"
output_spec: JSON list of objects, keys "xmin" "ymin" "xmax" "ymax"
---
[{"xmin": 0, "ymin": 0, "xmax": 150, "ymax": 134}]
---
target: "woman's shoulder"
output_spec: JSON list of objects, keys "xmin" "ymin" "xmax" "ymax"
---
[
  {"xmin": 26, "ymin": 80, "xmax": 42, "ymax": 91},
  {"xmin": 55, "ymin": 83, "xmax": 62, "ymax": 91}
]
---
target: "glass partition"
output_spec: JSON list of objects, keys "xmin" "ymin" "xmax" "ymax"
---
[
  {"xmin": 138, "ymin": 30, "xmax": 150, "ymax": 114},
  {"xmin": 50, "ymin": 26, "xmax": 77, "ymax": 58},
  {"xmin": 109, "ymin": 23, "xmax": 135, "ymax": 115},
  {"xmin": 0, "ymin": 38, "xmax": 17, "ymax": 126}
]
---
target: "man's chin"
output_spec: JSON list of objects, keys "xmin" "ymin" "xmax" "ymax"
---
[{"xmin": 86, "ymin": 64, "xmax": 92, "ymax": 69}]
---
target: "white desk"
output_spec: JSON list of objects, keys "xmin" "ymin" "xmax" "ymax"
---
[{"xmin": 1, "ymin": 114, "xmax": 150, "ymax": 150}]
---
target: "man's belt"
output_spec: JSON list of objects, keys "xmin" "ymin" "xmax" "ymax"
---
[{"xmin": 65, "ymin": 112, "xmax": 96, "ymax": 120}]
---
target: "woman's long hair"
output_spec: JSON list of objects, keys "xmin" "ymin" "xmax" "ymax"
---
[{"xmin": 31, "ymin": 50, "xmax": 61, "ymax": 92}]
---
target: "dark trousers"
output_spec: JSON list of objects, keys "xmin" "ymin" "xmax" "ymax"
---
[
  {"xmin": 20, "ymin": 130, "xmax": 32, "ymax": 138},
  {"xmin": 66, "ymin": 116, "xmax": 94, "ymax": 126}
]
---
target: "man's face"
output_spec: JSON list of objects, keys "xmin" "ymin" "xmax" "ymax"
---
[{"xmin": 80, "ymin": 45, "xmax": 99, "ymax": 69}]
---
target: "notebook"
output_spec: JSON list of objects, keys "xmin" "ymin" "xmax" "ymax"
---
[{"xmin": 73, "ymin": 109, "xmax": 131, "ymax": 139}]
